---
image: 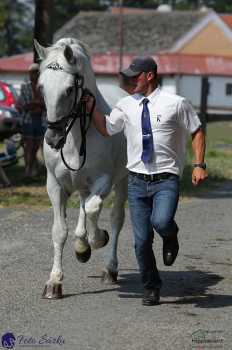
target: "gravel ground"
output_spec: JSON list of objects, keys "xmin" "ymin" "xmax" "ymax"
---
[{"xmin": 0, "ymin": 181, "xmax": 232, "ymax": 350}]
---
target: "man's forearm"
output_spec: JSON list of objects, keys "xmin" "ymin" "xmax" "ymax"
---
[
  {"xmin": 191, "ymin": 128, "xmax": 206, "ymax": 163},
  {"xmin": 92, "ymin": 109, "xmax": 109, "ymax": 137}
]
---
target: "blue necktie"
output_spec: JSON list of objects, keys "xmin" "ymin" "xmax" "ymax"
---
[{"xmin": 141, "ymin": 98, "xmax": 154, "ymax": 163}]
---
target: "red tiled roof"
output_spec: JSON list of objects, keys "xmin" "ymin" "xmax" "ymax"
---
[
  {"xmin": 1, "ymin": 51, "xmax": 232, "ymax": 77},
  {"xmin": 0, "ymin": 52, "xmax": 33, "ymax": 72},
  {"xmin": 93, "ymin": 53, "xmax": 232, "ymax": 77},
  {"xmin": 221, "ymin": 15, "xmax": 232, "ymax": 29}
]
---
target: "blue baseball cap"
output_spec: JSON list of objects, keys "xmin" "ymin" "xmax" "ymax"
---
[{"xmin": 120, "ymin": 56, "xmax": 157, "ymax": 77}]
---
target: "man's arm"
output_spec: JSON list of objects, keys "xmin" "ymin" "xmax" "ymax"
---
[
  {"xmin": 91, "ymin": 108, "xmax": 109, "ymax": 137},
  {"xmin": 85, "ymin": 95, "xmax": 125, "ymax": 137},
  {"xmin": 191, "ymin": 128, "xmax": 208, "ymax": 186}
]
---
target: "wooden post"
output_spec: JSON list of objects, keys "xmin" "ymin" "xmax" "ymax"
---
[
  {"xmin": 118, "ymin": 0, "xmax": 124, "ymax": 71},
  {"xmin": 34, "ymin": 0, "xmax": 54, "ymax": 63},
  {"xmin": 200, "ymin": 76, "xmax": 209, "ymax": 132}
]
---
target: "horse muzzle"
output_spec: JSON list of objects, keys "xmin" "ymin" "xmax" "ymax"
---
[{"xmin": 45, "ymin": 128, "xmax": 66, "ymax": 150}]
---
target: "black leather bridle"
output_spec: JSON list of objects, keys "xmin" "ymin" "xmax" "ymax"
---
[{"xmin": 45, "ymin": 62, "xmax": 96, "ymax": 171}]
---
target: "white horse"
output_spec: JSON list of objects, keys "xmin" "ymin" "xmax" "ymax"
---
[{"xmin": 34, "ymin": 38, "xmax": 128, "ymax": 299}]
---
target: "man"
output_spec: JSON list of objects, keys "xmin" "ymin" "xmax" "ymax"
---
[
  {"xmin": 85, "ymin": 56, "xmax": 207, "ymax": 306},
  {"xmin": 17, "ymin": 63, "xmax": 46, "ymax": 179}
]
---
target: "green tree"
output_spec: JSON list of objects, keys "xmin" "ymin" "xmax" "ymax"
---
[
  {"xmin": 204, "ymin": 0, "xmax": 232, "ymax": 12},
  {"xmin": 122, "ymin": 0, "xmax": 156, "ymax": 7},
  {"xmin": 0, "ymin": 0, "xmax": 34, "ymax": 56}
]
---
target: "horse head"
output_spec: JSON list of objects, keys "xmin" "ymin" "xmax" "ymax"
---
[{"xmin": 34, "ymin": 38, "xmax": 97, "ymax": 150}]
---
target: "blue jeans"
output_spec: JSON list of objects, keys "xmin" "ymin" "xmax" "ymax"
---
[{"xmin": 128, "ymin": 173, "xmax": 179, "ymax": 290}]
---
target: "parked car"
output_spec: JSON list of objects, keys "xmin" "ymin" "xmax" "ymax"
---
[
  {"xmin": 0, "ymin": 105, "xmax": 22, "ymax": 141},
  {"xmin": 0, "ymin": 81, "xmax": 18, "ymax": 108}
]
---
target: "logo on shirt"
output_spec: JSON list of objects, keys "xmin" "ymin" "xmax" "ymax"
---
[{"xmin": 157, "ymin": 115, "xmax": 161, "ymax": 122}]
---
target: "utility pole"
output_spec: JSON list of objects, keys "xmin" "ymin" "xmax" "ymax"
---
[
  {"xmin": 118, "ymin": 0, "xmax": 124, "ymax": 71},
  {"xmin": 200, "ymin": 76, "xmax": 209, "ymax": 132}
]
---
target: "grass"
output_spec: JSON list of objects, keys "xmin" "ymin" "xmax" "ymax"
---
[
  {"xmin": 181, "ymin": 121, "xmax": 232, "ymax": 197},
  {"xmin": 0, "ymin": 121, "xmax": 232, "ymax": 208}
]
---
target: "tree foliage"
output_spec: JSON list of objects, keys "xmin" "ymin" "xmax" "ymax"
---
[
  {"xmin": 0, "ymin": 0, "xmax": 34, "ymax": 56},
  {"xmin": 169, "ymin": 0, "xmax": 232, "ymax": 11}
]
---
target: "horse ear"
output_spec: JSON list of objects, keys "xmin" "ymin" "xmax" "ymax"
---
[
  {"xmin": 64, "ymin": 45, "xmax": 76, "ymax": 65},
  {"xmin": 34, "ymin": 39, "xmax": 48, "ymax": 60}
]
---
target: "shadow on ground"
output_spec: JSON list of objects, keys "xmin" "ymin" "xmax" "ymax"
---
[
  {"xmin": 194, "ymin": 180, "xmax": 232, "ymax": 199},
  {"xmin": 76, "ymin": 268, "xmax": 232, "ymax": 309}
]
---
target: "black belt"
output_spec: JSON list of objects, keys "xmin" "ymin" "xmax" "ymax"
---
[{"xmin": 129, "ymin": 171, "xmax": 176, "ymax": 182}]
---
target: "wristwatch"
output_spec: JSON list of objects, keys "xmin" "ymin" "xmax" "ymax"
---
[{"xmin": 193, "ymin": 162, "xmax": 207, "ymax": 170}]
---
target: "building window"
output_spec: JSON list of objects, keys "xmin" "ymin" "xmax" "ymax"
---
[{"xmin": 226, "ymin": 83, "xmax": 232, "ymax": 95}]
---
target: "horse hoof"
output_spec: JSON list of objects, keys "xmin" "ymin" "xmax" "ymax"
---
[
  {"xmin": 75, "ymin": 245, "xmax": 91, "ymax": 263},
  {"xmin": 42, "ymin": 283, "xmax": 63, "ymax": 299},
  {"xmin": 101, "ymin": 269, "xmax": 118, "ymax": 284},
  {"xmin": 90, "ymin": 230, "xmax": 109, "ymax": 250}
]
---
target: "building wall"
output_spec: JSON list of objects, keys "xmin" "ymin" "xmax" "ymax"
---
[
  {"xmin": 179, "ymin": 22, "xmax": 232, "ymax": 56},
  {"xmin": 178, "ymin": 75, "xmax": 232, "ymax": 115},
  {"xmin": 1, "ymin": 71, "xmax": 232, "ymax": 116},
  {"xmin": 208, "ymin": 76, "xmax": 232, "ymax": 111},
  {"xmin": 95, "ymin": 75, "xmax": 232, "ymax": 115},
  {"xmin": 178, "ymin": 75, "xmax": 202, "ymax": 107},
  {"xmin": 162, "ymin": 77, "xmax": 177, "ymax": 94}
]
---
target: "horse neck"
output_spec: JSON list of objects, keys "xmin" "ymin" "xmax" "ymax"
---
[
  {"xmin": 83, "ymin": 63, "xmax": 97, "ymax": 97},
  {"xmin": 96, "ymin": 88, "xmax": 111, "ymax": 115},
  {"xmin": 82, "ymin": 63, "xmax": 111, "ymax": 114}
]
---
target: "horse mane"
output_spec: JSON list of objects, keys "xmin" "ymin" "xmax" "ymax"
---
[
  {"xmin": 40, "ymin": 37, "xmax": 91, "ymax": 73},
  {"xmin": 54, "ymin": 38, "xmax": 90, "ymax": 59}
]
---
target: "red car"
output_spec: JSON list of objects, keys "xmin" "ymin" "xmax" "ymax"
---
[{"xmin": 0, "ymin": 81, "xmax": 18, "ymax": 108}]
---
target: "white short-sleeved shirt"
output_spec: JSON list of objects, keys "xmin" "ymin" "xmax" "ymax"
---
[{"xmin": 105, "ymin": 87, "xmax": 201, "ymax": 176}]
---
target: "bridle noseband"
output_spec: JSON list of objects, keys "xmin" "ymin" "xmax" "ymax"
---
[{"xmin": 45, "ymin": 61, "xmax": 96, "ymax": 171}]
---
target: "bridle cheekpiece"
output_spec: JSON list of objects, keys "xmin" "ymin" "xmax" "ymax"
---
[{"xmin": 45, "ymin": 61, "xmax": 96, "ymax": 171}]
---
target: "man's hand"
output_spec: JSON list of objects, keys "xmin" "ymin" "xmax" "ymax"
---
[
  {"xmin": 192, "ymin": 167, "xmax": 208, "ymax": 186},
  {"xmin": 81, "ymin": 94, "xmax": 95, "ymax": 114},
  {"xmin": 81, "ymin": 94, "xmax": 109, "ymax": 137}
]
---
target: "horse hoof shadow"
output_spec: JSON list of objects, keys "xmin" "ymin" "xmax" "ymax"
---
[{"xmin": 101, "ymin": 269, "xmax": 118, "ymax": 284}]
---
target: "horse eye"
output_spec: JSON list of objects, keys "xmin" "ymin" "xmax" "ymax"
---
[{"xmin": 66, "ymin": 87, "xmax": 73, "ymax": 96}]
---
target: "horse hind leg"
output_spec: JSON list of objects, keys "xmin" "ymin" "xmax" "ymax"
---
[
  {"xmin": 42, "ymin": 175, "xmax": 69, "ymax": 299},
  {"xmin": 102, "ymin": 176, "xmax": 127, "ymax": 284}
]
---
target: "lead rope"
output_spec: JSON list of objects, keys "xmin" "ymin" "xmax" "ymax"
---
[{"xmin": 60, "ymin": 89, "xmax": 96, "ymax": 172}]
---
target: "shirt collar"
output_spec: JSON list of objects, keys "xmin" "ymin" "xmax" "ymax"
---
[{"xmin": 137, "ymin": 86, "xmax": 161, "ymax": 105}]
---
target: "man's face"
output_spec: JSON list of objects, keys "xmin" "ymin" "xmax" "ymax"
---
[
  {"xmin": 130, "ymin": 71, "xmax": 156, "ymax": 94},
  {"xmin": 119, "ymin": 74, "xmax": 136, "ymax": 95}
]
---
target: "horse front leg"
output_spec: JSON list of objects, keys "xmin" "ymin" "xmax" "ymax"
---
[
  {"xmin": 73, "ymin": 193, "xmax": 91, "ymax": 263},
  {"xmin": 102, "ymin": 176, "xmax": 127, "ymax": 284},
  {"xmin": 42, "ymin": 173, "xmax": 68, "ymax": 299},
  {"xmin": 74, "ymin": 176, "xmax": 110, "ymax": 262},
  {"xmin": 85, "ymin": 193, "xmax": 109, "ymax": 249}
]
